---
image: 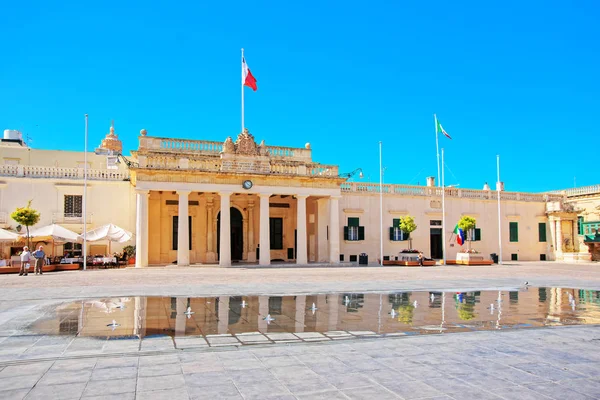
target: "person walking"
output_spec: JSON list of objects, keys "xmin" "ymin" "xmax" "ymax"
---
[
  {"xmin": 418, "ymin": 251, "xmax": 424, "ymax": 267},
  {"xmin": 19, "ymin": 246, "xmax": 31, "ymax": 276},
  {"xmin": 33, "ymin": 245, "xmax": 45, "ymax": 275}
]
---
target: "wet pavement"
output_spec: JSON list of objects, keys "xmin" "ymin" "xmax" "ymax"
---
[{"xmin": 0, "ymin": 263, "xmax": 599, "ymax": 399}]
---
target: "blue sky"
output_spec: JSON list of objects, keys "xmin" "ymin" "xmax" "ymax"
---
[{"xmin": 1, "ymin": 1, "xmax": 598, "ymax": 192}]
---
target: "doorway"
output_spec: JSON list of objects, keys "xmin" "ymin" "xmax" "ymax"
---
[
  {"xmin": 430, "ymin": 228, "xmax": 443, "ymax": 259},
  {"xmin": 217, "ymin": 208, "xmax": 244, "ymax": 261}
]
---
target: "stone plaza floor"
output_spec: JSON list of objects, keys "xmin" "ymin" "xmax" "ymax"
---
[{"xmin": 0, "ymin": 261, "xmax": 599, "ymax": 399}]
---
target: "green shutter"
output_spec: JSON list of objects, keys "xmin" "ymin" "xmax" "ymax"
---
[
  {"xmin": 389, "ymin": 227, "xmax": 394, "ymax": 241},
  {"xmin": 578, "ymin": 216, "xmax": 584, "ymax": 235},
  {"xmin": 348, "ymin": 217, "xmax": 359, "ymax": 227},
  {"xmin": 393, "ymin": 218, "xmax": 400, "ymax": 227},
  {"xmin": 358, "ymin": 226, "xmax": 365, "ymax": 240},
  {"xmin": 474, "ymin": 228, "xmax": 481, "ymax": 241},
  {"xmin": 343, "ymin": 226, "xmax": 349, "ymax": 240},
  {"xmin": 538, "ymin": 222, "xmax": 546, "ymax": 242},
  {"xmin": 509, "ymin": 222, "xmax": 518, "ymax": 242}
]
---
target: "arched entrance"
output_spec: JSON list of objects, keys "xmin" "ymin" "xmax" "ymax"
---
[{"xmin": 217, "ymin": 207, "xmax": 244, "ymax": 261}]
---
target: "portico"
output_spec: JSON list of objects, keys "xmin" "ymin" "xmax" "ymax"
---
[{"xmin": 131, "ymin": 129, "xmax": 344, "ymax": 267}]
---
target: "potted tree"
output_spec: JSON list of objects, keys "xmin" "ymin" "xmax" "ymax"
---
[
  {"xmin": 399, "ymin": 216, "xmax": 417, "ymax": 250},
  {"xmin": 456, "ymin": 216, "xmax": 484, "ymax": 264},
  {"xmin": 11, "ymin": 200, "xmax": 40, "ymax": 249},
  {"xmin": 123, "ymin": 245, "xmax": 136, "ymax": 265}
]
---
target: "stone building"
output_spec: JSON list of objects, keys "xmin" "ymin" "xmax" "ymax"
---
[{"xmin": 0, "ymin": 126, "xmax": 597, "ymax": 265}]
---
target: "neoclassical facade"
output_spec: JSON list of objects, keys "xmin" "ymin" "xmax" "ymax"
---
[
  {"xmin": 131, "ymin": 129, "xmax": 344, "ymax": 267},
  {"xmin": 1, "ymin": 125, "xmax": 598, "ymax": 265}
]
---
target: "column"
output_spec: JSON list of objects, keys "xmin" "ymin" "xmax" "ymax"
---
[
  {"xmin": 259, "ymin": 193, "xmax": 271, "ymax": 266},
  {"xmin": 258, "ymin": 295, "xmax": 269, "ymax": 332},
  {"xmin": 329, "ymin": 195, "xmax": 341, "ymax": 264},
  {"xmin": 133, "ymin": 296, "xmax": 147, "ymax": 338},
  {"xmin": 218, "ymin": 296, "xmax": 230, "ymax": 334},
  {"xmin": 177, "ymin": 190, "xmax": 190, "ymax": 266},
  {"xmin": 247, "ymin": 201, "xmax": 256, "ymax": 262},
  {"xmin": 556, "ymin": 218, "xmax": 563, "ymax": 254},
  {"xmin": 296, "ymin": 195, "xmax": 309, "ymax": 265},
  {"xmin": 295, "ymin": 295, "xmax": 306, "ymax": 333},
  {"xmin": 572, "ymin": 219, "xmax": 578, "ymax": 252},
  {"xmin": 549, "ymin": 217, "xmax": 556, "ymax": 260},
  {"xmin": 219, "ymin": 191, "xmax": 232, "ymax": 267},
  {"xmin": 206, "ymin": 196, "xmax": 216, "ymax": 263},
  {"xmin": 135, "ymin": 190, "xmax": 149, "ymax": 268},
  {"xmin": 327, "ymin": 294, "xmax": 339, "ymax": 331},
  {"xmin": 175, "ymin": 298, "xmax": 187, "ymax": 337},
  {"xmin": 317, "ymin": 198, "xmax": 329, "ymax": 262}
]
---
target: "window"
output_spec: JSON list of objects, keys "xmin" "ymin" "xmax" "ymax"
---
[
  {"xmin": 344, "ymin": 217, "xmax": 365, "ymax": 241},
  {"xmin": 390, "ymin": 218, "xmax": 409, "ymax": 241},
  {"xmin": 578, "ymin": 216, "xmax": 584, "ymax": 235},
  {"xmin": 540, "ymin": 254, "xmax": 546, "ymax": 261},
  {"xmin": 349, "ymin": 255, "xmax": 358, "ymax": 262},
  {"xmin": 509, "ymin": 222, "xmax": 518, "ymax": 242},
  {"xmin": 64, "ymin": 195, "xmax": 83, "ymax": 217},
  {"xmin": 172, "ymin": 216, "xmax": 192, "ymax": 250},
  {"xmin": 63, "ymin": 242, "xmax": 82, "ymax": 256},
  {"xmin": 538, "ymin": 222, "xmax": 547, "ymax": 242},
  {"xmin": 511, "ymin": 253, "xmax": 518, "ymax": 261},
  {"xmin": 430, "ymin": 220, "xmax": 442, "ymax": 226},
  {"xmin": 270, "ymin": 217, "xmax": 283, "ymax": 250},
  {"xmin": 468, "ymin": 228, "xmax": 481, "ymax": 241}
]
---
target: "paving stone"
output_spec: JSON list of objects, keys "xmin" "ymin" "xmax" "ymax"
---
[
  {"xmin": 95, "ymin": 356, "xmax": 139, "ymax": 369},
  {"xmin": 492, "ymin": 385, "xmax": 556, "ymax": 400},
  {"xmin": 0, "ymin": 389, "xmax": 30, "ymax": 400},
  {"xmin": 380, "ymin": 380, "xmax": 442, "ymax": 399},
  {"xmin": 138, "ymin": 354, "xmax": 180, "ymax": 366},
  {"xmin": 38, "ymin": 369, "xmax": 92, "ymax": 385},
  {"xmin": 137, "ymin": 373, "xmax": 185, "ymax": 392},
  {"xmin": 294, "ymin": 332, "xmax": 327, "ymax": 339},
  {"xmin": 524, "ymin": 382, "xmax": 594, "ymax": 400},
  {"xmin": 186, "ymin": 382, "xmax": 242, "ymax": 399},
  {"xmin": 259, "ymin": 355, "xmax": 302, "ymax": 368},
  {"xmin": 51, "ymin": 358, "xmax": 98, "ymax": 372},
  {"xmin": 0, "ymin": 374, "xmax": 41, "ymax": 392},
  {"xmin": 235, "ymin": 381, "xmax": 294, "ymax": 400},
  {"xmin": 83, "ymin": 378, "xmax": 136, "ymax": 397},
  {"xmin": 136, "ymin": 387, "xmax": 190, "ymax": 400},
  {"xmin": 557, "ymin": 378, "xmax": 600, "ymax": 398},
  {"xmin": 26, "ymin": 382, "xmax": 87, "ymax": 400},
  {"xmin": 90, "ymin": 365, "xmax": 138, "ymax": 380},
  {"xmin": 0, "ymin": 361, "xmax": 52, "ymax": 378},
  {"xmin": 139, "ymin": 362, "xmax": 182, "ymax": 377},
  {"xmin": 185, "ymin": 371, "xmax": 233, "ymax": 387},
  {"xmin": 236, "ymin": 334, "xmax": 271, "ymax": 344},
  {"xmin": 296, "ymin": 391, "xmax": 350, "ymax": 400},
  {"xmin": 206, "ymin": 336, "xmax": 241, "ymax": 346},
  {"xmin": 82, "ymin": 393, "xmax": 135, "ymax": 400},
  {"xmin": 341, "ymin": 385, "xmax": 400, "ymax": 400},
  {"xmin": 266, "ymin": 333, "xmax": 298, "ymax": 341}
]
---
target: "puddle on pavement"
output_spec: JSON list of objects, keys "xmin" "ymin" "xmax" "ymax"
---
[{"xmin": 28, "ymin": 288, "xmax": 600, "ymax": 344}]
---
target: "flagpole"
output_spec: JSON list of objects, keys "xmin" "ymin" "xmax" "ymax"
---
[
  {"xmin": 241, "ymin": 48, "xmax": 245, "ymax": 132},
  {"xmin": 83, "ymin": 114, "xmax": 88, "ymax": 271},
  {"xmin": 497, "ymin": 155, "xmax": 502, "ymax": 265},
  {"xmin": 379, "ymin": 141, "xmax": 383, "ymax": 267},
  {"xmin": 441, "ymin": 147, "xmax": 446, "ymax": 265},
  {"xmin": 434, "ymin": 114, "xmax": 440, "ymax": 187}
]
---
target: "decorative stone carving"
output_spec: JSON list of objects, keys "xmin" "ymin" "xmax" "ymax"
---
[
  {"xmin": 223, "ymin": 137, "xmax": 235, "ymax": 154},
  {"xmin": 258, "ymin": 139, "xmax": 268, "ymax": 156},
  {"xmin": 235, "ymin": 128, "xmax": 259, "ymax": 155}
]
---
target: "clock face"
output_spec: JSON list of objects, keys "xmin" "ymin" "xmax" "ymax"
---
[{"xmin": 242, "ymin": 180, "xmax": 253, "ymax": 190}]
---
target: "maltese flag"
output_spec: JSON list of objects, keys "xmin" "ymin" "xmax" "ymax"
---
[{"xmin": 242, "ymin": 57, "xmax": 257, "ymax": 91}]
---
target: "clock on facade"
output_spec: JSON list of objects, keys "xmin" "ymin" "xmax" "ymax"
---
[{"xmin": 242, "ymin": 180, "xmax": 253, "ymax": 190}]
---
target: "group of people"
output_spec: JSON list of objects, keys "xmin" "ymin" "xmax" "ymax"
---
[{"xmin": 18, "ymin": 245, "xmax": 46, "ymax": 276}]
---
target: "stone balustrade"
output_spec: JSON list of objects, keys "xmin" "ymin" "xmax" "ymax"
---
[
  {"xmin": 139, "ymin": 136, "xmax": 313, "ymax": 161},
  {"xmin": 0, "ymin": 165, "xmax": 129, "ymax": 181},
  {"xmin": 341, "ymin": 182, "xmax": 565, "ymax": 203},
  {"xmin": 546, "ymin": 184, "xmax": 600, "ymax": 198}
]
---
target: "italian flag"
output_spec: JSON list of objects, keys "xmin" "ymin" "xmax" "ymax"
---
[
  {"xmin": 437, "ymin": 120, "xmax": 451, "ymax": 139},
  {"xmin": 453, "ymin": 224, "xmax": 465, "ymax": 246},
  {"xmin": 242, "ymin": 57, "xmax": 257, "ymax": 91}
]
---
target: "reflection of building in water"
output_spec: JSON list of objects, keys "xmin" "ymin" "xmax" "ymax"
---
[{"xmin": 28, "ymin": 290, "xmax": 600, "ymax": 339}]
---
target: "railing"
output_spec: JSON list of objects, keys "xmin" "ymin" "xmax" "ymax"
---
[
  {"xmin": 341, "ymin": 182, "xmax": 566, "ymax": 203},
  {"xmin": 52, "ymin": 213, "xmax": 93, "ymax": 224},
  {"xmin": 265, "ymin": 145, "xmax": 312, "ymax": 161},
  {"xmin": 307, "ymin": 164, "xmax": 339, "ymax": 177},
  {"xmin": 138, "ymin": 137, "xmax": 313, "ymax": 161},
  {"xmin": 0, "ymin": 165, "xmax": 129, "ymax": 181},
  {"xmin": 546, "ymin": 184, "xmax": 600, "ymax": 198}
]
